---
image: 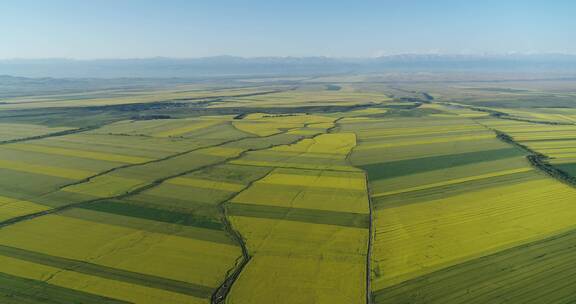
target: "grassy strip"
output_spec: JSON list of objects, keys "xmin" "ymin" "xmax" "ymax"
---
[
  {"xmin": 0, "ymin": 245, "xmax": 214, "ymax": 299},
  {"xmin": 62, "ymin": 207, "xmax": 236, "ymax": 246},
  {"xmin": 0, "ymin": 272, "xmax": 127, "ymax": 304},
  {"xmin": 78, "ymin": 200, "xmax": 224, "ymax": 230},
  {"xmin": 227, "ymin": 202, "xmax": 369, "ymax": 228},
  {"xmin": 361, "ymin": 147, "xmax": 523, "ymax": 181}
]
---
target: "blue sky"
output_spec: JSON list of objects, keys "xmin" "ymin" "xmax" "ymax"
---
[{"xmin": 1, "ymin": 0, "xmax": 575, "ymax": 58}]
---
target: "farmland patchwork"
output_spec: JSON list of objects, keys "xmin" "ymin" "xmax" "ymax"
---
[{"xmin": 1, "ymin": 82, "xmax": 576, "ymax": 303}]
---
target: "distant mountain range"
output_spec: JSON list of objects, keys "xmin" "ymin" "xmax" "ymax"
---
[{"xmin": 2, "ymin": 54, "xmax": 576, "ymax": 78}]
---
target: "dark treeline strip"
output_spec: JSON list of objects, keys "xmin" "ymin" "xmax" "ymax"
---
[{"xmin": 496, "ymin": 131, "xmax": 576, "ymax": 187}]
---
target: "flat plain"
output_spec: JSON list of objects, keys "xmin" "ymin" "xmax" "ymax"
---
[{"xmin": 2, "ymin": 75, "xmax": 576, "ymax": 303}]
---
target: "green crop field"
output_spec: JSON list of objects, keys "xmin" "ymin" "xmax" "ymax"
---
[{"xmin": 2, "ymin": 74, "xmax": 576, "ymax": 304}]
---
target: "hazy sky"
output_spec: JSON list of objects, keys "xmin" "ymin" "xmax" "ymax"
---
[{"xmin": 2, "ymin": 0, "xmax": 576, "ymax": 59}]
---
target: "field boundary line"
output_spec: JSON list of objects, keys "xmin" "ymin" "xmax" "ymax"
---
[
  {"xmin": 212, "ymin": 116, "xmax": 348, "ymax": 303},
  {"xmin": 492, "ymin": 129, "xmax": 576, "ymax": 188},
  {"xmin": 0, "ymin": 125, "xmax": 99, "ymax": 146},
  {"xmin": 55, "ymin": 133, "xmax": 256, "ymax": 192},
  {"xmin": 339, "ymin": 118, "xmax": 374, "ymax": 304},
  {"xmin": 210, "ymin": 170, "xmax": 277, "ymax": 304},
  {"xmin": 0, "ymin": 121, "xmax": 329, "ymax": 300}
]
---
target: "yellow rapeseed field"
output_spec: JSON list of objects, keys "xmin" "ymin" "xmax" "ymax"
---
[
  {"xmin": 372, "ymin": 177, "xmax": 576, "ymax": 290},
  {"xmin": 228, "ymin": 216, "xmax": 367, "ymax": 304},
  {"xmin": 0, "ymin": 212, "xmax": 241, "ymax": 288}
]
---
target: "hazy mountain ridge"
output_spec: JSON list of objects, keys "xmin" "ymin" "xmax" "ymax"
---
[{"xmin": 2, "ymin": 54, "xmax": 576, "ymax": 78}]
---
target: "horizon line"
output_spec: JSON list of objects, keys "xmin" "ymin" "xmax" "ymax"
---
[{"xmin": 2, "ymin": 52, "xmax": 576, "ymax": 61}]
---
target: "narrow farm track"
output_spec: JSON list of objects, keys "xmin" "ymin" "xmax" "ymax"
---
[
  {"xmin": 211, "ymin": 172, "xmax": 271, "ymax": 304},
  {"xmin": 363, "ymin": 173, "xmax": 374, "ymax": 304},
  {"xmin": 212, "ymin": 117, "xmax": 355, "ymax": 304},
  {"xmin": 336, "ymin": 117, "xmax": 374, "ymax": 304},
  {"xmin": 345, "ymin": 133, "xmax": 374, "ymax": 304}
]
